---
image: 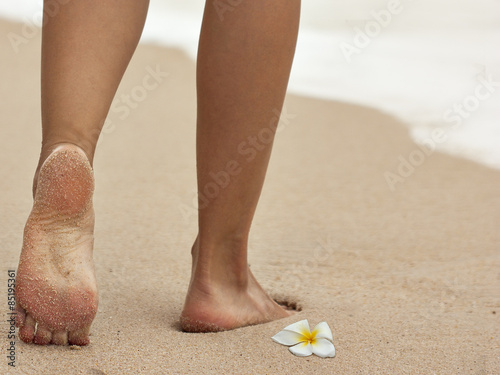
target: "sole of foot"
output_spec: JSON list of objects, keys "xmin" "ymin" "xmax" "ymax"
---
[{"xmin": 15, "ymin": 144, "xmax": 98, "ymax": 345}]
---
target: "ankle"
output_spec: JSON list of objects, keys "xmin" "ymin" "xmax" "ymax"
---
[
  {"xmin": 192, "ymin": 235, "xmax": 250, "ymax": 290},
  {"xmin": 41, "ymin": 139, "xmax": 95, "ymax": 165}
]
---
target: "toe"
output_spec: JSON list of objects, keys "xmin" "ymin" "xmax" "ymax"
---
[
  {"xmin": 18, "ymin": 315, "xmax": 36, "ymax": 343},
  {"xmin": 33, "ymin": 324, "xmax": 52, "ymax": 345},
  {"xmin": 68, "ymin": 326, "xmax": 91, "ymax": 346},
  {"xmin": 51, "ymin": 330, "xmax": 68, "ymax": 345},
  {"xmin": 15, "ymin": 304, "xmax": 26, "ymax": 327}
]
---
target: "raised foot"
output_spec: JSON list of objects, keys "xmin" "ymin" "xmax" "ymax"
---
[
  {"xmin": 180, "ymin": 268, "xmax": 292, "ymax": 333},
  {"xmin": 15, "ymin": 144, "xmax": 98, "ymax": 345}
]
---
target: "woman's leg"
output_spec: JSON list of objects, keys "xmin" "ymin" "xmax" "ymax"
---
[
  {"xmin": 181, "ymin": 0, "xmax": 301, "ymax": 331},
  {"xmin": 37, "ymin": 0, "xmax": 149, "ymax": 176},
  {"xmin": 15, "ymin": 0, "xmax": 149, "ymax": 345}
]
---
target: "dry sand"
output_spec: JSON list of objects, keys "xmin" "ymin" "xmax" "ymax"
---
[{"xmin": 1, "ymin": 19, "xmax": 499, "ymax": 374}]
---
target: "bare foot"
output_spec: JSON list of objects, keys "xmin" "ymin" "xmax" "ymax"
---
[
  {"xmin": 180, "ymin": 240, "xmax": 291, "ymax": 332},
  {"xmin": 15, "ymin": 144, "xmax": 98, "ymax": 345}
]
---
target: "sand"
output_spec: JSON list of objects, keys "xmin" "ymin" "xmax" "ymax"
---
[{"xmin": 1, "ymin": 18, "xmax": 499, "ymax": 374}]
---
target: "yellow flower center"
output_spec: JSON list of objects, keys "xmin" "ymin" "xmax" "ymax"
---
[{"xmin": 301, "ymin": 328, "xmax": 317, "ymax": 344}]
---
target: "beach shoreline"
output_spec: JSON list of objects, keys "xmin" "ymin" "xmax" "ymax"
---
[{"xmin": 1, "ymin": 18, "xmax": 499, "ymax": 374}]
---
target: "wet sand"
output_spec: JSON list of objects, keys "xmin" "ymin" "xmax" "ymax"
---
[{"xmin": 1, "ymin": 19, "xmax": 499, "ymax": 374}]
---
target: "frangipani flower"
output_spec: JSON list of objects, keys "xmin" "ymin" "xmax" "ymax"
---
[{"xmin": 271, "ymin": 319, "xmax": 336, "ymax": 358}]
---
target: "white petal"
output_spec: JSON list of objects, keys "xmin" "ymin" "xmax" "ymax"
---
[
  {"xmin": 312, "ymin": 321, "xmax": 333, "ymax": 341},
  {"xmin": 289, "ymin": 342, "xmax": 313, "ymax": 357},
  {"xmin": 311, "ymin": 338, "xmax": 336, "ymax": 358},
  {"xmin": 281, "ymin": 319, "xmax": 311, "ymax": 335},
  {"xmin": 272, "ymin": 330, "xmax": 306, "ymax": 346}
]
